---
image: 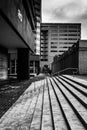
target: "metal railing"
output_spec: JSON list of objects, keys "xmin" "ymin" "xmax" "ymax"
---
[{"xmin": 52, "ymin": 68, "xmax": 78, "ymax": 76}]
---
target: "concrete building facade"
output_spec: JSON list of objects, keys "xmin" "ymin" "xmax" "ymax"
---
[
  {"xmin": 0, "ymin": 0, "xmax": 41, "ymax": 80},
  {"xmin": 40, "ymin": 23, "xmax": 81, "ymax": 69},
  {"xmin": 52, "ymin": 40, "xmax": 87, "ymax": 75}
]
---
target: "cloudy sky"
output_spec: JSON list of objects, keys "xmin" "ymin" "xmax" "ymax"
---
[{"xmin": 42, "ymin": 0, "xmax": 87, "ymax": 39}]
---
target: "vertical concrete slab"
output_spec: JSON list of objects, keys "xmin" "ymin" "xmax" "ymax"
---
[
  {"xmin": 0, "ymin": 46, "xmax": 8, "ymax": 79},
  {"xmin": 17, "ymin": 48, "xmax": 29, "ymax": 80}
]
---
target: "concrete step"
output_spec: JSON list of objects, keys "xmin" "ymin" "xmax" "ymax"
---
[
  {"xmin": 30, "ymin": 81, "xmax": 44, "ymax": 130},
  {"xmin": 52, "ymin": 77, "xmax": 87, "ymax": 129},
  {"xmin": 59, "ymin": 76, "xmax": 87, "ymax": 97},
  {"xmin": 57, "ymin": 76, "xmax": 87, "ymax": 108},
  {"xmin": 50, "ymin": 78, "xmax": 86, "ymax": 130},
  {"xmin": 0, "ymin": 77, "xmax": 87, "ymax": 130},
  {"xmin": 63, "ymin": 75, "xmax": 87, "ymax": 89},
  {"xmin": 41, "ymin": 79, "xmax": 53, "ymax": 130},
  {"xmin": 47, "ymin": 78, "xmax": 68, "ymax": 130}
]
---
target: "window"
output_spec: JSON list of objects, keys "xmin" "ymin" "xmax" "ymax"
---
[
  {"xmin": 59, "ymin": 38, "xmax": 67, "ymax": 40},
  {"xmin": 51, "ymin": 42, "xmax": 58, "ymax": 44},
  {"xmin": 69, "ymin": 30, "xmax": 78, "ymax": 32},
  {"xmin": 59, "ymin": 46, "xmax": 68, "ymax": 48},
  {"xmin": 59, "ymin": 25, "xmax": 67, "ymax": 28},
  {"xmin": 10, "ymin": 60, "xmax": 17, "ymax": 74},
  {"xmin": 59, "ymin": 34, "xmax": 67, "ymax": 36},
  {"xmin": 59, "ymin": 42, "xmax": 68, "ymax": 44},
  {"xmin": 68, "ymin": 38, "xmax": 77, "ymax": 40},
  {"xmin": 59, "ymin": 50, "xmax": 64, "ymax": 52},
  {"xmin": 68, "ymin": 25, "xmax": 78, "ymax": 28},
  {"xmin": 51, "ymin": 46, "xmax": 57, "ymax": 48},
  {"xmin": 51, "ymin": 37, "xmax": 58, "ymax": 40},
  {"xmin": 41, "ymin": 59, "xmax": 48, "ymax": 61},
  {"xmin": 68, "ymin": 34, "xmax": 77, "ymax": 36},
  {"xmin": 59, "ymin": 30, "xmax": 67, "ymax": 32},
  {"xmin": 51, "ymin": 50, "xmax": 57, "ymax": 52},
  {"xmin": 51, "ymin": 34, "xmax": 58, "ymax": 36}
]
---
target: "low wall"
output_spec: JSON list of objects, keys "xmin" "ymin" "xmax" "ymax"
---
[
  {"xmin": 52, "ymin": 43, "xmax": 79, "ymax": 75},
  {"xmin": 79, "ymin": 40, "xmax": 87, "ymax": 74}
]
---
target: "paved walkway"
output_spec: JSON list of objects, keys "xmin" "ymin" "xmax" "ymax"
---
[{"xmin": 0, "ymin": 76, "xmax": 87, "ymax": 130}]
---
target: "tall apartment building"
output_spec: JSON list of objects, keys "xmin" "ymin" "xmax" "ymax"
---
[
  {"xmin": 34, "ymin": 0, "xmax": 42, "ymax": 54},
  {"xmin": 0, "ymin": 0, "xmax": 41, "ymax": 80},
  {"xmin": 40, "ymin": 23, "xmax": 81, "ymax": 68}
]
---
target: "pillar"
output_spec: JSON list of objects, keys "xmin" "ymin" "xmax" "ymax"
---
[
  {"xmin": 17, "ymin": 48, "xmax": 29, "ymax": 80},
  {"xmin": 0, "ymin": 45, "xmax": 8, "ymax": 79}
]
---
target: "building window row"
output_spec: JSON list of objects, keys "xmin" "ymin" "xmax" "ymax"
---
[
  {"xmin": 41, "ymin": 46, "xmax": 48, "ymax": 49},
  {"xmin": 59, "ymin": 46, "xmax": 68, "ymax": 48},
  {"xmin": 67, "ymin": 38, "xmax": 77, "ymax": 40},
  {"xmin": 40, "ymin": 54, "xmax": 48, "ymax": 56},
  {"xmin": 51, "ymin": 34, "xmax": 58, "ymax": 36},
  {"xmin": 51, "ymin": 42, "xmax": 58, "ymax": 44},
  {"xmin": 50, "ymin": 50, "xmax": 57, "ymax": 52},
  {"xmin": 41, "ymin": 59, "xmax": 48, "ymax": 61},
  {"xmin": 59, "ymin": 50, "xmax": 65, "ymax": 52},
  {"xmin": 59, "ymin": 38, "xmax": 68, "ymax": 40},
  {"xmin": 41, "ymin": 42, "xmax": 48, "ymax": 44},
  {"xmin": 68, "ymin": 30, "xmax": 80, "ymax": 32},
  {"xmin": 59, "ymin": 25, "xmax": 68, "ymax": 28},
  {"xmin": 59, "ymin": 34, "xmax": 68, "ymax": 36},
  {"xmin": 68, "ymin": 34, "xmax": 78, "ymax": 36},
  {"xmin": 51, "ymin": 30, "xmax": 58, "ymax": 32},
  {"xmin": 59, "ymin": 30, "xmax": 68, "ymax": 32},
  {"xmin": 51, "ymin": 37, "xmax": 58, "ymax": 40},
  {"xmin": 51, "ymin": 46, "xmax": 57, "ymax": 48}
]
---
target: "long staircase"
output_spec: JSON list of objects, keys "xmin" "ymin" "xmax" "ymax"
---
[{"xmin": 0, "ymin": 76, "xmax": 87, "ymax": 130}]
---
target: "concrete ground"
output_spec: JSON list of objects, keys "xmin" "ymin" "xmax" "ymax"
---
[
  {"xmin": 0, "ymin": 76, "xmax": 45, "ymax": 118},
  {"xmin": 0, "ymin": 75, "xmax": 87, "ymax": 130}
]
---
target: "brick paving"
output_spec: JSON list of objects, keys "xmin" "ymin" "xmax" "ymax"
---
[{"xmin": 0, "ymin": 76, "xmax": 87, "ymax": 130}]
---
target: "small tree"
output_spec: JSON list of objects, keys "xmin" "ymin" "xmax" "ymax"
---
[{"xmin": 42, "ymin": 64, "xmax": 51, "ymax": 75}]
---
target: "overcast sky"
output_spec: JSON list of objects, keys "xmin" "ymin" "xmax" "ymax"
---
[{"xmin": 42, "ymin": 0, "xmax": 87, "ymax": 39}]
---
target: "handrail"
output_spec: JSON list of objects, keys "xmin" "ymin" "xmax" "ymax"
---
[{"xmin": 52, "ymin": 68, "xmax": 78, "ymax": 76}]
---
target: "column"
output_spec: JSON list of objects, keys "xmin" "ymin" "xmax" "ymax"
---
[{"xmin": 17, "ymin": 48, "xmax": 29, "ymax": 80}]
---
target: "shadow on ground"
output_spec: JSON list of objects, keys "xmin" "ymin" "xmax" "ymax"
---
[{"xmin": 0, "ymin": 75, "xmax": 45, "ymax": 118}]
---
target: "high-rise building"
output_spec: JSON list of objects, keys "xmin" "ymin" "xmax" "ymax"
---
[
  {"xmin": 40, "ymin": 23, "xmax": 81, "ymax": 68},
  {"xmin": 34, "ymin": 0, "xmax": 42, "ymax": 55},
  {"xmin": 0, "ymin": 0, "xmax": 41, "ymax": 80}
]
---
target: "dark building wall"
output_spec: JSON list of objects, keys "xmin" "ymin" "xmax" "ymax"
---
[
  {"xmin": 0, "ymin": 0, "xmax": 35, "ymax": 51},
  {"xmin": 52, "ymin": 43, "xmax": 79, "ymax": 75},
  {"xmin": 79, "ymin": 40, "xmax": 87, "ymax": 74},
  {"xmin": 52, "ymin": 40, "xmax": 87, "ymax": 75},
  {"xmin": 17, "ymin": 48, "xmax": 29, "ymax": 80}
]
